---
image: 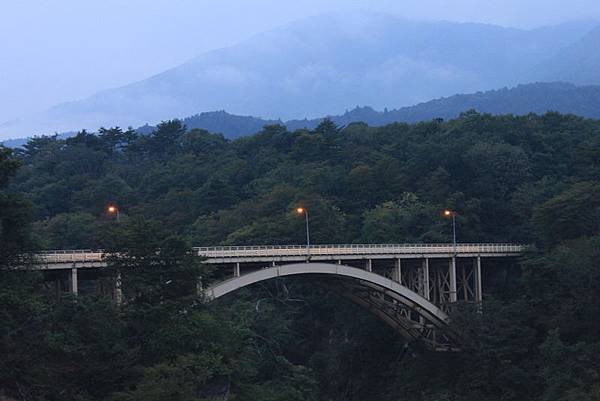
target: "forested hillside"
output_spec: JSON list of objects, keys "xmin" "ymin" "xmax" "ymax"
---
[
  {"xmin": 1, "ymin": 112, "xmax": 600, "ymax": 400},
  {"xmin": 179, "ymin": 83, "xmax": 600, "ymax": 139},
  {"xmin": 286, "ymin": 82, "xmax": 600, "ymax": 134}
]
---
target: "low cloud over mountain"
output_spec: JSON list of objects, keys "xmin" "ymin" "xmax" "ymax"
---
[{"xmin": 2, "ymin": 12, "xmax": 599, "ymax": 138}]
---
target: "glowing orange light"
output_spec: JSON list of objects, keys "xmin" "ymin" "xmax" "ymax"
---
[
  {"xmin": 107, "ymin": 206, "xmax": 118, "ymax": 213},
  {"xmin": 443, "ymin": 210, "xmax": 453, "ymax": 217},
  {"xmin": 296, "ymin": 207, "xmax": 305, "ymax": 214}
]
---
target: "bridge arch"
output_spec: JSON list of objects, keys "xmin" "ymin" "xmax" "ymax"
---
[{"xmin": 204, "ymin": 262, "xmax": 459, "ymax": 350}]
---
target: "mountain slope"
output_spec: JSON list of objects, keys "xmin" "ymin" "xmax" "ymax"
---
[
  {"xmin": 3, "ymin": 82, "xmax": 600, "ymax": 144},
  {"xmin": 199, "ymin": 82, "xmax": 600, "ymax": 136},
  {"xmin": 2, "ymin": 13, "xmax": 598, "ymax": 138},
  {"xmin": 535, "ymin": 25, "xmax": 600, "ymax": 85}
]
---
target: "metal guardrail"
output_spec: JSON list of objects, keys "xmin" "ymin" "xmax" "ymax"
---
[
  {"xmin": 37, "ymin": 251, "xmax": 106, "ymax": 264},
  {"xmin": 194, "ymin": 243, "xmax": 523, "ymax": 258},
  {"xmin": 37, "ymin": 244, "xmax": 523, "ymax": 264}
]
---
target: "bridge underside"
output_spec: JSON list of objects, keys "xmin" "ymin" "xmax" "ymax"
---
[{"xmin": 204, "ymin": 263, "xmax": 461, "ymax": 351}]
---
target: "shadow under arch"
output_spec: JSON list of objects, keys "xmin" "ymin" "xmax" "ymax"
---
[{"xmin": 204, "ymin": 262, "xmax": 460, "ymax": 350}]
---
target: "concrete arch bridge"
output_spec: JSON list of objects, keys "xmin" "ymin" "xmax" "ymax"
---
[{"xmin": 38, "ymin": 243, "xmax": 522, "ymax": 351}]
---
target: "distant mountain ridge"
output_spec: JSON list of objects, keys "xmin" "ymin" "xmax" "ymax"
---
[
  {"xmin": 1, "ymin": 12, "xmax": 599, "ymax": 138},
  {"xmin": 186, "ymin": 82, "xmax": 600, "ymax": 137},
  {"xmin": 3, "ymin": 82, "xmax": 600, "ymax": 146}
]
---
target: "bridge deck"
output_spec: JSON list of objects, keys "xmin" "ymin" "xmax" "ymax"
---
[{"xmin": 37, "ymin": 244, "xmax": 522, "ymax": 269}]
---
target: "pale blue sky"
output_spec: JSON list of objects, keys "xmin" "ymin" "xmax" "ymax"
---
[{"xmin": 1, "ymin": 0, "xmax": 599, "ymax": 124}]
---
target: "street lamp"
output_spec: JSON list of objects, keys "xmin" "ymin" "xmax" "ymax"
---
[
  {"xmin": 296, "ymin": 207, "xmax": 310, "ymax": 259},
  {"xmin": 107, "ymin": 205, "xmax": 120, "ymax": 223},
  {"xmin": 443, "ymin": 209, "xmax": 457, "ymax": 254}
]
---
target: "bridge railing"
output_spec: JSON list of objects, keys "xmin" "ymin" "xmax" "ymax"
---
[
  {"xmin": 193, "ymin": 243, "xmax": 524, "ymax": 258},
  {"xmin": 36, "ymin": 244, "xmax": 523, "ymax": 264},
  {"xmin": 37, "ymin": 250, "xmax": 106, "ymax": 264}
]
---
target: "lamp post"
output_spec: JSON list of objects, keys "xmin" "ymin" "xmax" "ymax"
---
[
  {"xmin": 443, "ymin": 209, "xmax": 457, "ymax": 255},
  {"xmin": 107, "ymin": 204, "xmax": 122, "ymax": 303},
  {"xmin": 443, "ymin": 209, "xmax": 458, "ymax": 303},
  {"xmin": 296, "ymin": 207, "xmax": 310, "ymax": 260},
  {"xmin": 107, "ymin": 205, "xmax": 120, "ymax": 223}
]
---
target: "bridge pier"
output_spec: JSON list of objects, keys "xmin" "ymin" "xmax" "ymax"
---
[
  {"xmin": 365, "ymin": 259, "xmax": 372, "ymax": 272},
  {"xmin": 422, "ymin": 258, "xmax": 430, "ymax": 300},
  {"xmin": 70, "ymin": 268, "xmax": 78, "ymax": 295},
  {"xmin": 393, "ymin": 258, "xmax": 401, "ymax": 284},
  {"xmin": 115, "ymin": 271, "xmax": 123, "ymax": 304},
  {"xmin": 196, "ymin": 276, "xmax": 203, "ymax": 296},
  {"xmin": 449, "ymin": 257, "xmax": 457, "ymax": 303},
  {"xmin": 474, "ymin": 256, "xmax": 482, "ymax": 303},
  {"xmin": 234, "ymin": 263, "xmax": 240, "ymax": 277}
]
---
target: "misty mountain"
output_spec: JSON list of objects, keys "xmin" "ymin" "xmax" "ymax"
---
[
  {"xmin": 534, "ymin": 25, "xmax": 600, "ymax": 85},
  {"xmin": 3, "ymin": 82, "xmax": 600, "ymax": 145},
  {"xmin": 1, "ymin": 13, "xmax": 599, "ymax": 138}
]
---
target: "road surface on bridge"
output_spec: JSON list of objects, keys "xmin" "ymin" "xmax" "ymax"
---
[{"xmin": 37, "ymin": 243, "xmax": 523, "ymax": 269}]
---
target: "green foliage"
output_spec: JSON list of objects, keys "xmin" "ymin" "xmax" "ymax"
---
[
  {"xmin": 33, "ymin": 212, "xmax": 99, "ymax": 249},
  {"xmin": 2, "ymin": 113, "xmax": 600, "ymax": 400},
  {"xmin": 532, "ymin": 182, "xmax": 600, "ymax": 247},
  {"xmin": 0, "ymin": 146, "xmax": 34, "ymax": 263}
]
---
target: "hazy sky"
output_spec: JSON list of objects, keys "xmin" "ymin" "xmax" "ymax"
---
[{"xmin": 1, "ymin": 0, "xmax": 600, "ymax": 125}]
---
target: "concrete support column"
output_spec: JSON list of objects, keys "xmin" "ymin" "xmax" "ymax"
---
[
  {"xmin": 115, "ymin": 271, "xmax": 123, "ymax": 304},
  {"xmin": 70, "ymin": 268, "xmax": 78, "ymax": 295},
  {"xmin": 234, "ymin": 263, "xmax": 241, "ymax": 277},
  {"xmin": 337, "ymin": 260, "xmax": 342, "ymax": 265},
  {"xmin": 196, "ymin": 276, "xmax": 203, "ymax": 296},
  {"xmin": 366, "ymin": 259, "xmax": 372, "ymax": 272},
  {"xmin": 422, "ymin": 258, "xmax": 430, "ymax": 300},
  {"xmin": 474, "ymin": 256, "xmax": 482, "ymax": 303},
  {"xmin": 449, "ymin": 257, "xmax": 457, "ymax": 303},
  {"xmin": 393, "ymin": 258, "xmax": 402, "ymax": 284}
]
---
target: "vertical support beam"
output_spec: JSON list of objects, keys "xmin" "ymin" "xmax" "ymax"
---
[
  {"xmin": 70, "ymin": 268, "xmax": 78, "ymax": 295},
  {"xmin": 393, "ymin": 258, "xmax": 402, "ymax": 284},
  {"xmin": 337, "ymin": 260, "xmax": 342, "ymax": 265},
  {"xmin": 196, "ymin": 276, "xmax": 203, "ymax": 296},
  {"xmin": 365, "ymin": 259, "xmax": 372, "ymax": 272},
  {"xmin": 115, "ymin": 271, "xmax": 123, "ymax": 305},
  {"xmin": 234, "ymin": 262, "xmax": 241, "ymax": 278},
  {"xmin": 474, "ymin": 256, "xmax": 482, "ymax": 303},
  {"xmin": 449, "ymin": 257, "xmax": 457, "ymax": 303},
  {"xmin": 462, "ymin": 265, "xmax": 468, "ymax": 301},
  {"xmin": 422, "ymin": 258, "xmax": 430, "ymax": 300}
]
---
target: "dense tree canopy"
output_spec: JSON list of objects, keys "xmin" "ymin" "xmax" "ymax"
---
[{"xmin": 1, "ymin": 111, "xmax": 599, "ymax": 400}]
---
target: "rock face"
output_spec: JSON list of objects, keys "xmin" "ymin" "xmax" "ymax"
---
[{"xmin": 1, "ymin": 13, "xmax": 599, "ymax": 138}]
